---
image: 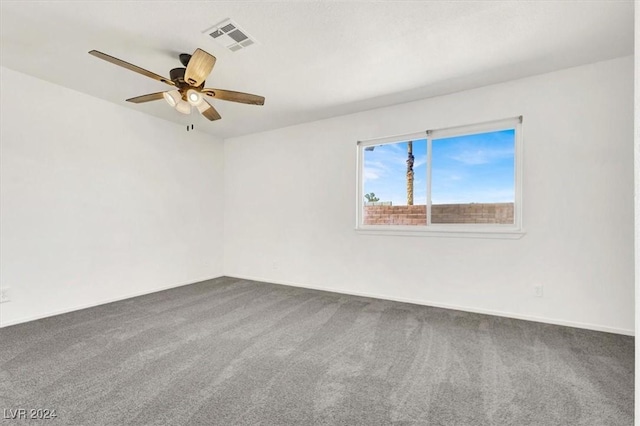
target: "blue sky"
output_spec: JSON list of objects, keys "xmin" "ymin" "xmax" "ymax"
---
[{"xmin": 363, "ymin": 129, "xmax": 515, "ymax": 205}]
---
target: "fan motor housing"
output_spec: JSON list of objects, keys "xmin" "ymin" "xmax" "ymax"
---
[{"xmin": 170, "ymin": 68, "xmax": 186, "ymax": 82}]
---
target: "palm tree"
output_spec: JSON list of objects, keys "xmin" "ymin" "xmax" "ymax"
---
[{"xmin": 406, "ymin": 141, "xmax": 414, "ymax": 205}]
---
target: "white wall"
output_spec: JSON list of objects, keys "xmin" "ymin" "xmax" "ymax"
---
[
  {"xmin": 224, "ymin": 55, "xmax": 635, "ymax": 335},
  {"xmin": 0, "ymin": 67, "xmax": 225, "ymax": 327},
  {"xmin": 633, "ymin": 2, "xmax": 638, "ymax": 420}
]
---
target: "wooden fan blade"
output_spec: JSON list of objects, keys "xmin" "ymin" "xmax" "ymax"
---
[
  {"xmin": 184, "ymin": 48, "xmax": 216, "ymax": 87},
  {"xmin": 198, "ymin": 100, "xmax": 222, "ymax": 121},
  {"xmin": 201, "ymin": 89, "xmax": 265, "ymax": 105},
  {"xmin": 126, "ymin": 92, "xmax": 166, "ymax": 103},
  {"xmin": 89, "ymin": 50, "xmax": 175, "ymax": 86}
]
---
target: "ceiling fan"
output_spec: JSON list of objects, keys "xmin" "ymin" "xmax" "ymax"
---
[{"xmin": 88, "ymin": 48, "xmax": 265, "ymax": 121}]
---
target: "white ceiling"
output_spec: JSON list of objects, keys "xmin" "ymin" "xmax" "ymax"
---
[{"xmin": 0, "ymin": 1, "xmax": 634, "ymax": 139}]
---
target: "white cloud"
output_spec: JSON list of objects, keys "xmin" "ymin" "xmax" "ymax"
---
[
  {"xmin": 413, "ymin": 157, "xmax": 427, "ymax": 168},
  {"xmin": 449, "ymin": 147, "xmax": 513, "ymax": 165},
  {"xmin": 363, "ymin": 167, "xmax": 381, "ymax": 181},
  {"xmin": 363, "ymin": 159, "xmax": 389, "ymax": 182}
]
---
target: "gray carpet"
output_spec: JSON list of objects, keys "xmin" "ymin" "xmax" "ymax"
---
[{"xmin": 0, "ymin": 277, "xmax": 633, "ymax": 425}]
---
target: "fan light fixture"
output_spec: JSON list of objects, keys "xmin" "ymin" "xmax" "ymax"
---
[
  {"xmin": 175, "ymin": 100, "xmax": 191, "ymax": 114},
  {"xmin": 187, "ymin": 89, "xmax": 202, "ymax": 105},
  {"xmin": 164, "ymin": 90, "xmax": 191, "ymax": 114},
  {"xmin": 163, "ymin": 90, "xmax": 181, "ymax": 107}
]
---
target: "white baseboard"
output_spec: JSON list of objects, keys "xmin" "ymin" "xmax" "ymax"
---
[
  {"xmin": 226, "ymin": 274, "xmax": 635, "ymax": 336},
  {"xmin": 0, "ymin": 275, "xmax": 224, "ymax": 328}
]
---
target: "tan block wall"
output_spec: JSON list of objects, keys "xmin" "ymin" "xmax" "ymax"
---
[
  {"xmin": 363, "ymin": 203, "xmax": 514, "ymax": 225},
  {"xmin": 364, "ymin": 205, "xmax": 427, "ymax": 225}
]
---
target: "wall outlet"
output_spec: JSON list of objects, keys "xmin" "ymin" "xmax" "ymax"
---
[
  {"xmin": 0, "ymin": 288, "xmax": 11, "ymax": 303},
  {"xmin": 534, "ymin": 285, "xmax": 544, "ymax": 298}
]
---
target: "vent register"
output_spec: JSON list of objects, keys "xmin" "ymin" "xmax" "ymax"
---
[{"xmin": 204, "ymin": 19, "xmax": 255, "ymax": 52}]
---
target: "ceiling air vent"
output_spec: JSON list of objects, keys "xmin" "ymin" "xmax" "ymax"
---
[{"xmin": 203, "ymin": 19, "xmax": 256, "ymax": 52}]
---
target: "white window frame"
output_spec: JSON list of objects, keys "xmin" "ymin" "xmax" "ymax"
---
[{"xmin": 356, "ymin": 116, "xmax": 524, "ymax": 239}]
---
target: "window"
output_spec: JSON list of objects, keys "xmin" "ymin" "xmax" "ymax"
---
[{"xmin": 357, "ymin": 117, "xmax": 523, "ymax": 237}]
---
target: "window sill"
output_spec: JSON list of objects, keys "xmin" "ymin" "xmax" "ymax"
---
[{"xmin": 355, "ymin": 226, "xmax": 526, "ymax": 239}]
